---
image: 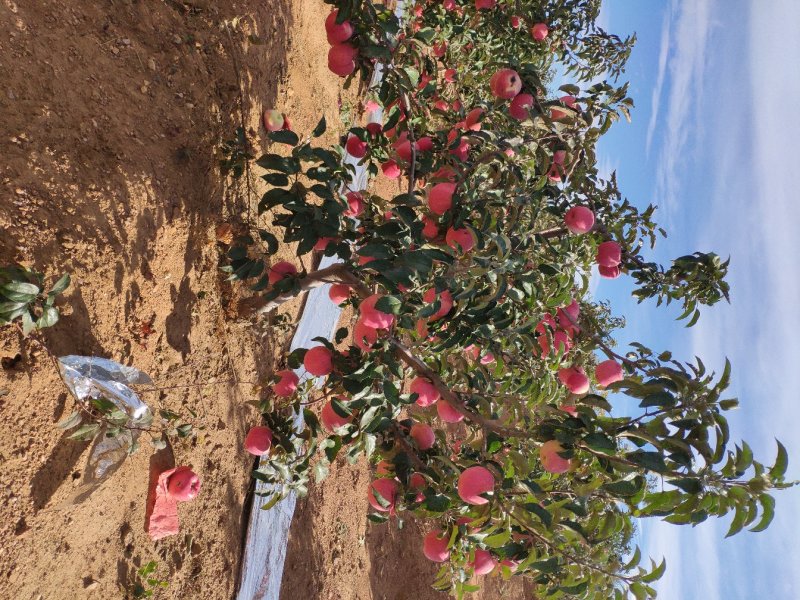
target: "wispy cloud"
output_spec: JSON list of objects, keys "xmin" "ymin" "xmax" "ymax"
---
[
  {"xmin": 644, "ymin": 7, "xmax": 672, "ymax": 156},
  {"xmin": 643, "ymin": 1, "xmax": 800, "ymax": 598},
  {"xmin": 651, "ymin": 0, "xmax": 714, "ymax": 220}
]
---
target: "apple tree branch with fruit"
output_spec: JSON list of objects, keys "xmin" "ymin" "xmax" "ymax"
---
[{"xmin": 221, "ymin": 0, "xmax": 792, "ymax": 598}]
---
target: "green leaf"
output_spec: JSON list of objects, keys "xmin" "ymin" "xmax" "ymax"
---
[
  {"xmin": 582, "ymin": 432, "xmax": 616, "ymax": 454},
  {"xmin": 49, "ymin": 273, "xmax": 71, "ymax": 295},
  {"xmin": 374, "ymin": 295, "xmax": 402, "ymax": 315},
  {"xmin": 262, "ymin": 173, "xmax": 290, "ymax": 186},
  {"xmin": 725, "ymin": 504, "xmax": 748, "ymax": 538},
  {"xmin": 57, "ymin": 411, "xmax": 83, "ymax": 430},
  {"xmin": 255, "ymin": 153, "xmax": 300, "ymax": 174},
  {"xmin": 257, "ymin": 230, "xmax": 279, "ymax": 255},
  {"xmin": 669, "ymin": 477, "xmax": 703, "ymax": 494},
  {"xmin": 749, "ymin": 494, "xmax": 775, "ymax": 533},
  {"xmin": 37, "ymin": 306, "xmax": 59, "ymax": 329},
  {"xmin": 602, "ymin": 476, "xmax": 645, "ymax": 497},
  {"xmin": 1, "ymin": 281, "xmax": 39, "ymax": 302},
  {"xmin": 314, "ymin": 460, "xmax": 330, "ymax": 483},
  {"xmin": 21, "ymin": 311, "xmax": 35, "ymax": 335},
  {"xmin": 769, "ymin": 440, "xmax": 788, "ymax": 480},
  {"xmin": 524, "ymin": 502, "xmax": 553, "ymax": 528},
  {"xmin": 625, "ymin": 451, "xmax": 669, "ymax": 474},
  {"xmin": 259, "ymin": 494, "xmax": 281, "ymax": 511},
  {"xmin": 639, "ymin": 392, "xmax": 675, "ymax": 408},
  {"xmin": 268, "ymin": 130, "xmax": 299, "ymax": 146},
  {"xmin": 482, "ymin": 530, "xmax": 511, "ymax": 548},
  {"xmin": 641, "ymin": 558, "xmax": 666, "ymax": 583},
  {"xmin": 67, "ymin": 423, "xmax": 100, "ymax": 440}
]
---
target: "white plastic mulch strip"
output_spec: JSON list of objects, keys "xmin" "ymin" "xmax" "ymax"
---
[{"xmin": 236, "ymin": 65, "xmax": 389, "ymax": 600}]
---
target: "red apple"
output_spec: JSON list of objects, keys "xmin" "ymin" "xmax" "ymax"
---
[
  {"xmin": 457, "ymin": 465, "xmax": 494, "ymax": 505},
  {"xmin": 166, "ymin": 466, "xmax": 201, "ymax": 501},
  {"xmin": 490, "ymin": 68, "xmax": 522, "ymax": 99},
  {"xmin": 304, "ymin": 346, "xmax": 334, "ymax": 377},
  {"xmin": 244, "ymin": 426, "xmax": 273, "ymax": 456}
]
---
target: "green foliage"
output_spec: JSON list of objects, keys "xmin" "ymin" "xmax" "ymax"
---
[
  {"xmin": 131, "ymin": 561, "xmax": 169, "ymax": 598},
  {"xmin": 0, "ymin": 265, "xmax": 70, "ymax": 334}
]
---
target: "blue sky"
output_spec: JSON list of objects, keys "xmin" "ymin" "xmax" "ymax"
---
[{"xmin": 589, "ymin": 1, "xmax": 800, "ymax": 598}]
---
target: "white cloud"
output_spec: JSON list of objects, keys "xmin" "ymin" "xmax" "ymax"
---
[
  {"xmin": 644, "ymin": 7, "xmax": 672, "ymax": 156},
  {"xmin": 652, "ymin": 0, "xmax": 714, "ymax": 221},
  {"xmin": 639, "ymin": 2, "xmax": 800, "ymax": 599}
]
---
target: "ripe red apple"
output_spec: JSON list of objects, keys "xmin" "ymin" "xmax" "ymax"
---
[
  {"xmin": 166, "ymin": 466, "xmax": 201, "ymax": 501},
  {"xmin": 511, "ymin": 16, "xmax": 522, "ymax": 29},
  {"xmin": 328, "ymin": 43, "xmax": 357, "ymax": 77},
  {"xmin": 410, "ymin": 377, "xmax": 440, "ymax": 407},
  {"xmin": 469, "ymin": 549, "xmax": 497, "ymax": 575},
  {"xmin": 273, "ymin": 369, "xmax": 299, "ymax": 397},
  {"xmin": 465, "ymin": 107, "xmax": 483, "ymax": 131},
  {"xmin": 353, "ymin": 318, "xmax": 379, "ymax": 351},
  {"xmin": 244, "ymin": 426, "xmax": 273, "ymax": 456},
  {"xmin": 599, "ymin": 264, "xmax": 621, "ymax": 279},
  {"xmin": 263, "ymin": 110, "xmax": 285, "ymax": 132},
  {"xmin": 382, "ymin": 159, "xmax": 401, "ymax": 179},
  {"xmin": 359, "ymin": 294, "xmax": 395, "ymax": 329},
  {"xmin": 540, "ymin": 440, "xmax": 571, "ymax": 474},
  {"xmin": 595, "ymin": 359, "xmax": 623, "ymax": 387},
  {"xmin": 558, "ymin": 366, "xmax": 590, "ymax": 394},
  {"xmin": 427, "ymin": 183, "xmax": 455, "ymax": 215},
  {"xmin": 304, "ymin": 346, "xmax": 333, "ymax": 376},
  {"xmin": 509, "ymin": 93, "xmax": 534, "ymax": 120},
  {"xmin": 457, "ymin": 465, "xmax": 494, "ymax": 505},
  {"xmin": 344, "ymin": 191, "xmax": 365, "ymax": 217},
  {"xmin": 325, "ymin": 9, "xmax": 354, "ymax": 44},
  {"xmin": 328, "ymin": 283, "xmax": 350, "ymax": 305},
  {"xmin": 368, "ymin": 478, "xmax": 398, "ymax": 513},
  {"xmin": 445, "ymin": 227, "xmax": 475, "ymax": 252},
  {"xmin": 410, "ymin": 422, "xmax": 435, "ymax": 450},
  {"xmin": 490, "ymin": 68, "xmax": 522, "ymax": 99},
  {"xmin": 267, "ymin": 261, "xmax": 297, "ymax": 285},
  {"xmin": 423, "ymin": 529, "xmax": 450, "ymax": 562},
  {"xmin": 437, "ymin": 401, "xmax": 464, "ymax": 423},
  {"xmin": 564, "ymin": 206, "xmax": 595, "ymax": 234},
  {"xmin": 422, "ymin": 216, "xmax": 439, "ymax": 240},
  {"xmin": 531, "ymin": 22, "xmax": 549, "ymax": 41},
  {"xmin": 475, "ymin": 0, "xmax": 496, "ymax": 9},
  {"xmin": 321, "ymin": 399, "xmax": 352, "ymax": 431},
  {"xmin": 416, "ymin": 136, "xmax": 434, "ymax": 152},
  {"xmin": 556, "ymin": 299, "xmax": 580, "ymax": 333},
  {"xmin": 345, "ymin": 134, "xmax": 367, "ymax": 158},
  {"xmin": 422, "ymin": 288, "xmax": 453, "ymax": 320},
  {"xmin": 597, "ymin": 240, "xmax": 622, "ymax": 267}
]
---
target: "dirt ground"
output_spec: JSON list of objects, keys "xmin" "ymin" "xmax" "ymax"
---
[{"xmin": 0, "ymin": 0, "xmax": 531, "ymax": 598}]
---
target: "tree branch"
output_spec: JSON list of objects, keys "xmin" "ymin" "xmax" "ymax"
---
[{"xmin": 237, "ymin": 263, "xmax": 349, "ymax": 317}]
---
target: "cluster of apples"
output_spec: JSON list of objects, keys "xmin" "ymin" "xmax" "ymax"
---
[
  {"xmin": 326, "ymin": 9, "xmax": 358, "ymax": 77},
  {"xmin": 534, "ymin": 298, "xmax": 580, "ymax": 358},
  {"xmin": 596, "ymin": 240, "xmax": 623, "ymax": 278}
]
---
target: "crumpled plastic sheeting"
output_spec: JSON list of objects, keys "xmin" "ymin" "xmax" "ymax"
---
[{"xmin": 57, "ymin": 356, "xmax": 153, "ymax": 505}]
